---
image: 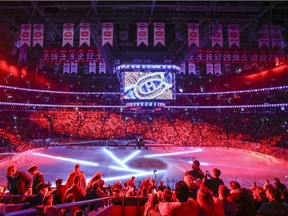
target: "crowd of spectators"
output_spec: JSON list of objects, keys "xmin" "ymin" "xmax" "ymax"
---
[{"xmin": 2, "ymin": 161, "xmax": 288, "ymax": 216}]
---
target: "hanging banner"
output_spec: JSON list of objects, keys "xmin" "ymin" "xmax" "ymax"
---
[
  {"xmin": 206, "ymin": 62, "xmax": 214, "ymax": 75},
  {"xmin": 228, "ymin": 24, "xmax": 239, "ymax": 48},
  {"xmin": 70, "ymin": 61, "xmax": 78, "ymax": 74},
  {"xmin": 214, "ymin": 63, "xmax": 221, "ymax": 75},
  {"xmin": 231, "ymin": 49, "xmax": 240, "ymax": 64},
  {"xmin": 205, "ymin": 49, "xmax": 213, "ymax": 63},
  {"xmin": 249, "ymin": 49, "xmax": 258, "ymax": 65},
  {"xmin": 89, "ymin": 60, "xmax": 96, "ymax": 74},
  {"xmin": 137, "ymin": 23, "xmax": 148, "ymax": 46},
  {"xmin": 223, "ymin": 49, "xmax": 231, "ymax": 64},
  {"xmin": 18, "ymin": 45, "xmax": 28, "ymax": 63},
  {"xmin": 50, "ymin": 48, "xmax": 59, "ymax": 63},
  {"xmin": 102, "ymin": 22, "xmax": 113, "ymax": 46},
  {"xmin": 188, "ymin": 62, "xmax": 196, "ymax": 75},
  {"xmin": 271, "ymin": 25, "xmax": 282, "ymax": 49},
  {"xmin": 195, "ymin": 49, "xmax": 205, "ymax": 63},
  {"xmin": 86, "ymin": 48, "xmax": 96, "ymax": 63},
  {"xmin": 67, "ymin": 48, "xmax": 77, "ymax": 62},
  {"xmin": 79, "ymin": 23, "xmax": 90, "ymax": 47},
  {"xmin": 154, "ymin": 23, "xmax": 165, "ymax": 46},
  {"xmin": 33, "ymin": 24, "xmax": 44, "ymax": 47},
  {"xmin": 258, "ymin": 25, "xmax": 270, "ymax": 48},
  {"xmin": 99, "ymin": 61, "xmax": 106, "ymax": 74},
  {"xmin": 179, "ymin": 63, "xmax": 186, "ymax": 74},
  {"xmin": 267, "ymin": 49, "xmax": 276, "ymax": 66},
  {"xmin": 240, "ymin": 49, "xmax": 249, "ymax": 64},
  {"xmin": 188, "ymin": 23, "xmax": 199, "ymax": 47},
  {"xmin": 58, "ymin": 48, "xmax": 67, "ymax": 63},
  {"xmin": 62, "ymin": 23, "xmax": 74, "ymax": 47},
  {"xmin": 258, "ymin": 49, "xmax": 267, "ymax": 66},
  {"xmin": 213, "ymin": 49, "xmax": 222, "ymax": 63},
  {"xmin": 63, "ymin": 61, "xmax": 70, "ymax": 74},
  {"xmin": 212, "ymin": 24, "xmax": 223, "ymax": 47},
  {"xmin": 41, "ymin": 48, "xmax": 50, "ymax": 63},
  {"xmin": 20, "ymin": 24, "xmax": 32, "ymax": 47},
  {"xmin": 77, "ymin": 48, "xmax": 85, "ymax": 63}
]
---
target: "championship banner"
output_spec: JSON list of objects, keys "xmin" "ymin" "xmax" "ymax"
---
[
  {"xmin": 271, "ymin": 25, "xmax": 282, "ymax": 49},
  {"xmin": 258, "ymin": 25, "xmax": 270, "ymax": 48},
  {"xmin": 50, "ymin": 48, "xmax": 59, "ymax": 63},
  {"xmin": 231, "ymin": 49, "xmax": 240, "ymax": 64},
  {"xmin": 179, "ymin": 63, "xmax": 186, "ymax": 74},
  {"xmin": 206, "ymin": 62, "xmax": 214, "ymax": 75},
  {"xmin": 188, "ymin": 23, "xmax": 199, "ymax": 47},
  {"xmin": 20, "ymin": 24, "xmax": 32, "ymax": 47},
  {"xmin": 63, "ymin": 61, "xmax": 70, "ymax": 74},
  {"xmin": 228, "ymin": 24, "xmax": 239, "ymax": 48},
  {"xmin": 137, "ymin": 23, "xmax": 148, "ymax": 46},
  {"xmin": 89, "ymin": 60, "xmax": 96, "ymax": 74},
  {"xmin": 33, "ymin": 24, "xmax": 44, "ymax": 47},
  {"xmin": 212, "ymin": 24, "xmax": 223, "ymax": 47},
  {"xmin": 102, "ymin": 22, "xmax": 113, "ymax": 46},
  {"xmin": 59, "ymin": 48, "xmax": 67, "ymax": 63},
  {"xmin": 41, "ymin": 48, "xmax": 50, "ymax": 63},
  {"xmin": 188, "ymin": 62, "xmax": 196, "ymax": 75},
  {"xmin": 79, "ymin": 23, "xmax": 90, "ymax": 47},
  {"xmin": 214, "ymin": 63, "xmax": 221, "ymax": 75},
  {"xmin": 77, "ymin": 48, "xmax": 85, "ymax": 63},
  {"xmin": 70, "ymin": 61, "xmax": 78, "ymax": 74},
  {"xmin": 99, "ymin": 61, "xmax": 106, "ymax": 74},
  {"xmin": 154, "ymin": 23, "xmax": 165, "ymax": 46},
  {"xmin": 67, "ymin": 48, "xmax": 77, "ymax": 62},
  {"xmin": 62, "ymin": 23, "xmax": 74, "ymax": 47}
]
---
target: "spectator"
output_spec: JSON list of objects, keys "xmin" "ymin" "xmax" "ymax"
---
[
  {"xmin": 50, "ymin": 178, "xmax": 68, "ymax": 205},
  {"xmin": 27, "ymin": 165, "xmax": 44, "ymax": 195},
  {"xmin": 204, "ymin": 168, "xmax": 224, "ymax": 197},
  {"xmin": 214, "ymin": 185, "xmax": 236, "ymax": 216},
  {"xmin": 30, "ymin": 182, "xmax": 50, "ymax": 207},
  {"xmin": 185, "ymin": 160, "xmax": 205, "ymax": 182},
  {"xmin": 64, "ymin": 175, "xmax": 86, "ymax": 202},
  {"xmin": 65, "ymin": 164, "xmax": 86, "ymax": 190}
]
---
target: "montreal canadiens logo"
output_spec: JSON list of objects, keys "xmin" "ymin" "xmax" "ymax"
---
[
  {"xmin": 22, "ymin": 32, "xmax": 29, "ymax": 37},
  {"xmin": 189, "ymin": 32, "xmax": 197, "ymax": 37},
  {"xmin": 103, "ymin": 31, "xmax": 112, "ymax": 37},
  {"xmin": 155, "ymin": 31, "xmax": 163, "ymax": 37},
  {"xmin": 138, "ymin": 31, "xmax": 147, "ymax": 37},
  {"xmin": 34, "ymin": 32, "xmax": 42, "ymax": 37},
  {"xmin": 230, "ymin": 32, "xmax": 238, "ymax": 38},
  {"xmin": 134, "ymin": 72, "xmax": 172, "ymax": 99},
  {"xmin": 64, "ymin": 32, "xmax": 72, "ymax": 37},
  {"xmin": 213, "ymin": 32, "xmax": 221, "ymax": 38},
  {"xmin": 273, "ymin": 34, "xmax": 280, "ymax": 39},
  {"xmin": 81, "ymin": 31, "xmax": 89, "ymax": 37}
]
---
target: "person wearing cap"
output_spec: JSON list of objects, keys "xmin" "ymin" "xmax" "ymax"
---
[
  {"xmin": 50, "ymin": 178, "xmax": 68, "ymax": 204},
  {"xmin": 184, "ymin": 160, "xmax": 205, "ymax": 182},
  {"xmin": 6, "ymin": 165, "xmax": 32, "ymax": 195},
  {"xmin": 204, "ymin": 168, "xmax": 224, "ymax": 197},
  {"xmin": 27, "ymin": 165, "xmax": 44, "ymax": 195},
  {"xmin": 65, "ymin": 164, "xmax": 86, "ymax": 190},
  {"xmin": 30, "ymin": 182, "xmax": 50, "ymax": 207}
]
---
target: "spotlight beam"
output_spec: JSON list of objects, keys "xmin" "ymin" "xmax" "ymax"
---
[{"xmin": 144, "ymin": 149, "xmax": 202, "ymax": 158}]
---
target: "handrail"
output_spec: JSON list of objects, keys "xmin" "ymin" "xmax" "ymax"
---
[{"xmin": 4, "ymin": 209, "xmax": 37, "ymax": 216}]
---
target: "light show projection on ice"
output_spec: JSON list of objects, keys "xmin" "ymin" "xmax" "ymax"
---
[{"xmin": 123, "ymin": 71, "xmax": 175, "ymax": 100}]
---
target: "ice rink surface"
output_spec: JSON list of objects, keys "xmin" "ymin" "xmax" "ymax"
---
[{"xmin": 0, "ymin": 146, "xmax": 287, "ymax": 189}]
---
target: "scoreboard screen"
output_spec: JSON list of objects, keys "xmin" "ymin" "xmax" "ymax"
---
[{"xmin": 121, "ymin": 71, "xmax": 175, "ymax": 100}]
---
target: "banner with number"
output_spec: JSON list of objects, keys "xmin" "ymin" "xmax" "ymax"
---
[
  {"xmin": 212, "ymin": 24, "xmax": 223, "ymax": 47},
  {"xmin": 154, "ymin": 23, "xmax": 165, "ymax": 46},
  {"xmin": 89, "ymin": 60, "xmax": 96, "ymax": 74},
  {"xmin": 77, "ymin": 48, "xmax": 85, "ymax": 63},
  {"xmin": 79, "ymin": 23, "xmax": 90, "ymax": 47},
  {"xmin": 20, "ymin": 24, "xmax": 32, "ymax": 47},
  {"xmin": 188, "ymin": 23, "xmax": 199, "ymax": 47},
  {"xmin": 33, "ymin": 24, "xmax": 44, "ymax": 47},
  {"xmin": 228, "ymin": 24, "xmax": 239, "ymax": 48},
  {"xmin": 67, "ymin": 48, "xmax": 77, "ymax": 62},
  {"xmin": 206, "ymin": 62, "xmax": 214, "ymax": 75},
  {"xmin": 59, "ymin": 48, "xmax": 67, "ymax": 63},
  {"xmin": 231, "ymin": 49, "xmax": 240, "ymax": 64},
  {"xmin": 214, "ymin": 63, "xmax": 221, "ymax": 75},
  {"xmin": 62, "ymin": 23, "xmax": 74, "ymax": 47},
  {"xmin": 258, "ymin": 25, "xmax": 270, "ymax": 48},
  {"xmin": 41, "ymin": 48, "xmax": 50, "ymax": 63},
  {"xmin": 271, "ymin": 25, "xmax": 282, "ymax": 49},
  {"xmin": 50, "ymin": 48, "xmax": 59, "ymax": 63},
  {"xmin": 102, "ymin": 22, "xmax": 113, "ymax": 46},
  {"xmin": 205, "ymin": 49, "xmax": 213, "ymax": 63},
  {"xmin": 137, "ymin": 23, "xmax": 148, "ymax": 46}
]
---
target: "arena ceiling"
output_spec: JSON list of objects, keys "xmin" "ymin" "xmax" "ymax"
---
[{"xmin": 0, "ymin": 1, "xmax": 288, "ymax": 73}]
